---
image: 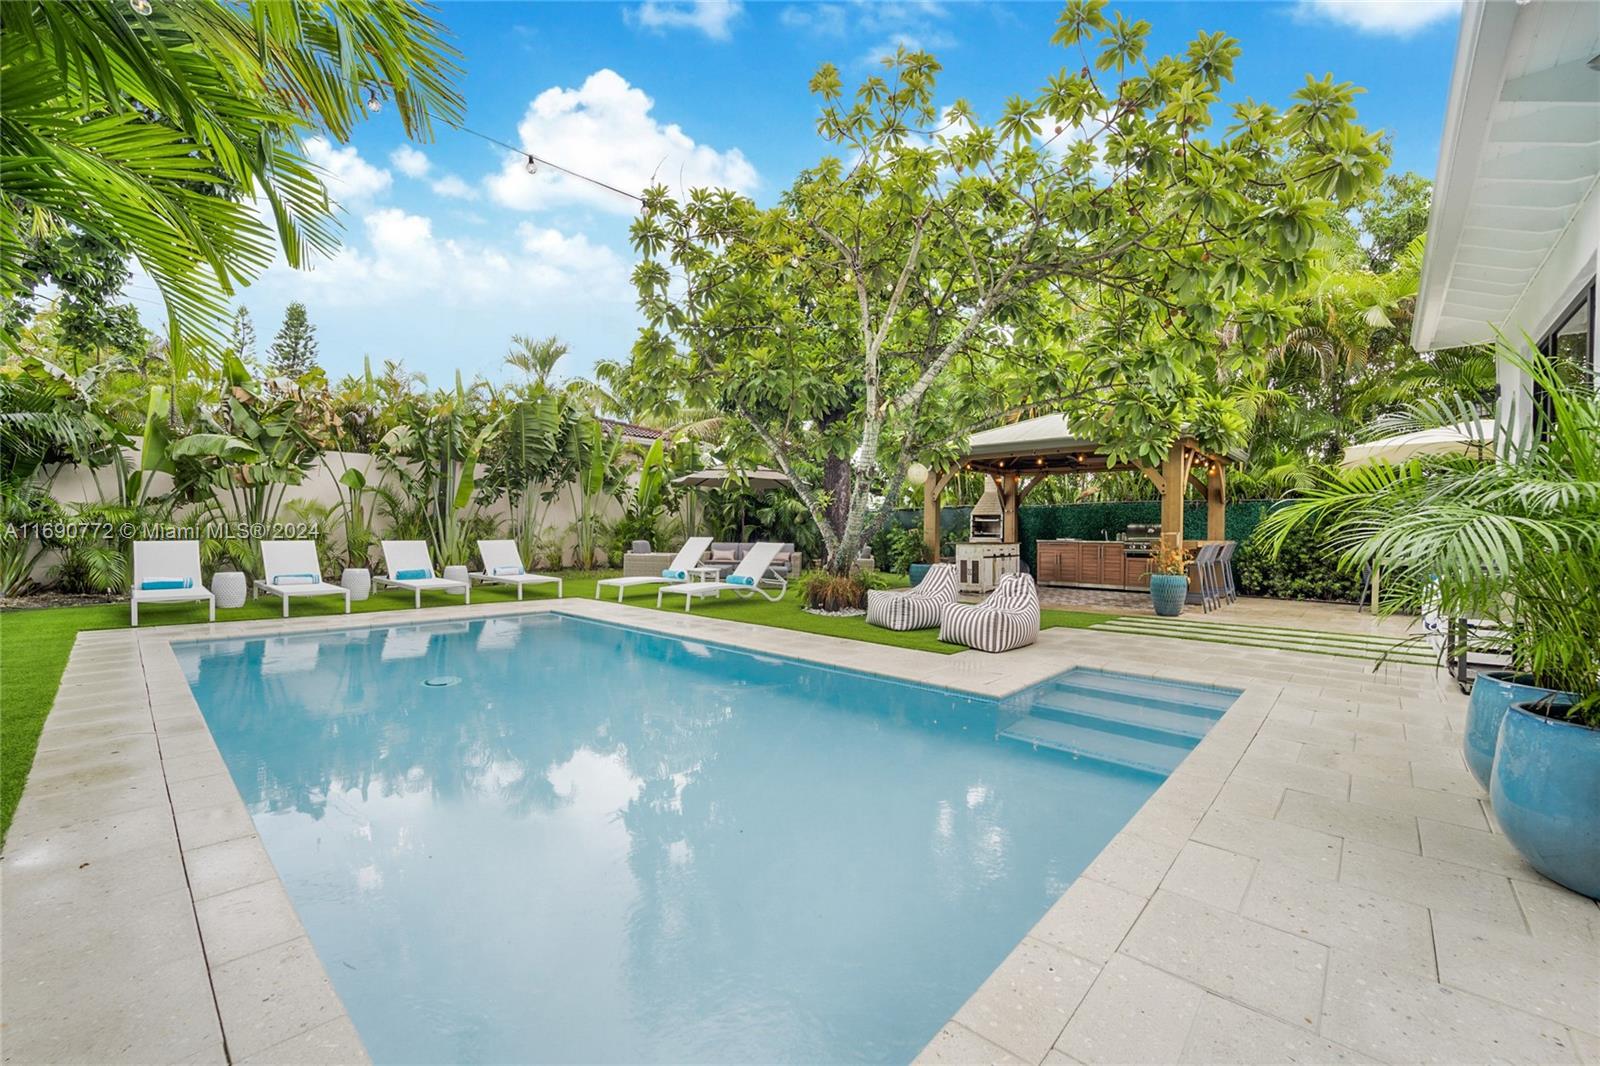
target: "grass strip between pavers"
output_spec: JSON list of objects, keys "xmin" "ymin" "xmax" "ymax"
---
[
  {"xmin": 0, "ymin": 571, "xmax": 1118, "ymax": 844},
  {"xmin": 1113, "ymin": 614, "xmax": 1426, "ymax": 650},
  {"xmin": 1090, "ymin": 619, "xmax": 1437, "ymax": 665},
  {"xmin": 1104, "ymin": 620, "xmax": 1433, "ymax": 658},
  {"xmin": 1094, "ymin": 616, "xmax": 1432, "ymax": 656}
]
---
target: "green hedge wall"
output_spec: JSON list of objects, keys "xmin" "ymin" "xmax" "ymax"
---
[
  {"xmin": 890, "ymin": 500, "xmax": 1273, "ymax": 566},
  {"xmin": 886, "ymin": 499, "xmax": 1357, "ymax": 603}
]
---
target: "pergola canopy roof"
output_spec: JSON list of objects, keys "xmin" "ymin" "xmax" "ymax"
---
[{"xmin": 960, "ymin": 413, "xmax": 1236, "ymax": 474}]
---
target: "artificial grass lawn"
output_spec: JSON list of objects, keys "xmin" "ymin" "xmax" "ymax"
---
[{"xmin": 0, "ymin": 571, "xmax": 1116, "ymax": 842}]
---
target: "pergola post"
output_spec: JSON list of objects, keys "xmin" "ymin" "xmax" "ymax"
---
[
  {"xmin": 1159, "ymin": 439, "xmax": 1186, "ymax": 543},
  {"xmin": 1206, "ymin": 460, "xmax": 1226, "ymax": 541},
  {"xmin": 922, "ymin": 470, "xmax": 952, "ymax": 562}
]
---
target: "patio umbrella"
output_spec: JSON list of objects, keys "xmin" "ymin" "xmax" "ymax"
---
[
  {"xmin": 1340, "ymin": 418, "xmax": 1496, "ymax": 468},
  {"xmin": 673, "ymin": 468, "xmax": 791, "ymax": 541},
  {"xmin": 673, "ymin": 467, "xmax": 791, "ymax": 492},
  {"xmin": 1340, "ymin": 417, "xmax": 1496, "ymax": 614}
]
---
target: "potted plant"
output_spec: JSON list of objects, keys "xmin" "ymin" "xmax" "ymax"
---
[
  {"xmin": 1260, "ymin": 346, "xmax": 1598, "ymax": 897},
  {"xmin": 1463, "ymin": 670, "xmax": 1571, "ymax": 789},
  {"xmin": 1492, "ymin": 692, "xmax": 1599, "ymax": 899},
  {"xmin": 884, "ymin": 525, "xmax": 933, "ymax": 586},
  {"xmin": 1146, "ymin": 545, "xmax": 1189, "ymax": 617}
]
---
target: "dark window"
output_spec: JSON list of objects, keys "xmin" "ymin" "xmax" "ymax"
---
[{"xmin": 1534, "ymin": 281, "xmax": 1595, "ymax": 426}]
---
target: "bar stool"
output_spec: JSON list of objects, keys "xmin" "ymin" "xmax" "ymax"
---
[
  {"xmin": 1216, "ymin": 540, "xmax": 1238, "ymax": 604},
  {"xmin": 1192, "ymin": 543, "xmax": 1223, "ymax": 612}
]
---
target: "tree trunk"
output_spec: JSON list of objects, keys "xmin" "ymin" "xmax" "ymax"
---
[{"xmin": 823, "ymin": 454, "xmax": 850, "ymax": 551}]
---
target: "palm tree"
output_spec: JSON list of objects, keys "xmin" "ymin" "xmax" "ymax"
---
[
  {"xmin": 505, "ymin": 334, "xmax": 569, "ymax": 391},
  {"xmin": 2, "ymin": 1, "xmax": 463, "ymax": 347}
]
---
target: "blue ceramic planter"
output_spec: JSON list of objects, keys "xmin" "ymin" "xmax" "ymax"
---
[
  {"xmin": 1465, "ymin": 672, "xmax": 1566, "ymax": 789},
  {"xmin": 1149, "ymin": 574, "xmax": 1188, "ymax": 617},
  {"xmin": 908, "ymin": 563, "xmax": 931, "ymax": 587},
  {"xmin": 1490, "ymin": 698, "xmax": 1600, "ymax": 900}
]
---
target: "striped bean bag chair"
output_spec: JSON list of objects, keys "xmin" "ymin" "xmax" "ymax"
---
[
  {"xmin": 939, "ymin": 571, "xmax": 1040, "ymax": 653},
  {"xmin": 865, "ymin": 563, "xmax": 959, "ymax": 631}
]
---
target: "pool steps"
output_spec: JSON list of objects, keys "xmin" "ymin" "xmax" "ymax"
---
[{"xmin": 999, "ymin": 670, "xmax": 1235, "ymax": 776}]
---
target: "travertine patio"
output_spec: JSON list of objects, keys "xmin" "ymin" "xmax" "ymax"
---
[{"xmin": 2, "ymin": 597, "xmax": 1595, "ymax": 1064}]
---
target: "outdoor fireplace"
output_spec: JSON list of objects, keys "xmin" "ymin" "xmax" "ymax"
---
[
  {"xmin": 968, "ymin": 480, "xmax": 1003, "ymax": 542},
  {"xmin": 956, "ymin": 479, "xmax": 1021, "ymax": 593}
]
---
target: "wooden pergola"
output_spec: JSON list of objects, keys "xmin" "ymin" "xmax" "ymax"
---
[{"xmin": 923, "ymin": 413, "xmax": 1232, "ymax": 559}]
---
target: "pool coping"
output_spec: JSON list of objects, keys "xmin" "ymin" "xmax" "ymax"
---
[{"xmin": 5, "ymin": 596, "xmax": 1587, "ymax": 1065}]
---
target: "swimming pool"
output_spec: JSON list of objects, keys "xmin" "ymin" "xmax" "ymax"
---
[{"xmin": 177, "ymin": 614, "xmax": 1236, "ymax": 1063}]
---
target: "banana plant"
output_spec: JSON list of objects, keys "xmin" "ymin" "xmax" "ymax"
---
[
  {"xmin": 566, "ymin": 415, "xmax": 625, "ymax": 569},
  {"xmin": 377, "ymin": 373, "xmax": 497, "ymax": 567},
  {"xmin": 480, "ymin": 390, "xmax": 581, "ymax": 564},
  {"xmin": 164, "ymin": 360, "xmax": 321, "ymax": 573},
  {"xmin": 335, "ymin": 467, "xmax": 377, "ymax": 569}
]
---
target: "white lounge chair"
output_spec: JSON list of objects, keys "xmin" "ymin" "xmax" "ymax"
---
[
  {"xmin": 470, "ymin": 540, "xmax": 563, "ymax": 599},
  {"xmin": 131, "ymin": 540, "xmax": 214, "ymax": 626},
  {"xmin": 375, "ymin": 540, "xmax": 470, "ymax": 608},
  {"xmin": 253, "ymin": 540, "xmax": 351, "ymax": 617},
  {"xmin": 594, "ymin": 536, "xmax": 712, "ymax": 602},
  {"xmin": 656, "ymin": 541, "xmax": 788, "ymax": 612}
]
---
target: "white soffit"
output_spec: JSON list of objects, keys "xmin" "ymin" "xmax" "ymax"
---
[{"xmin": 1412, "ymin": 0, "xmax": 1600, "ymax": 352}]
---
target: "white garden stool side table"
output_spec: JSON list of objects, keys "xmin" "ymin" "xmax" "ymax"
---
[
  {"xmin": 341, "ymin": 567, "xmax": 372, "ymax": 602},
  {"xmin": 212, "ymin": 570, "xmax": 247, "ymax": 610},
  {"xmin": 443, "ymin": 564, "xmax": 470, "ymax": 597}
]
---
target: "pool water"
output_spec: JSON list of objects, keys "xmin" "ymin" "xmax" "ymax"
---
[{"xmin": 177, "ymin": 615, "xmax": 1235, "ymax": 1064}]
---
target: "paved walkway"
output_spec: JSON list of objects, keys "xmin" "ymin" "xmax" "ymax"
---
[
  {"xmin": 1042, "ymin": 587, "xmax": 1415, "ymax": 638},
  {"xmin": 2, "ymin": 598, "xmax": 1595, "ymax": 1064}
]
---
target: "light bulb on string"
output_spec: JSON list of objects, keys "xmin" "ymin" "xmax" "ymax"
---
[
  {"xmin": 365, "ymin": 89, "xmax": 382, "ymax": 113},
  {"xmin": 129, "ymin": 0, "xmax": 152, "ymax": 15},
  {"xmin": 525, "ymin": 156, "xmax": 539, "ymax": 175}
]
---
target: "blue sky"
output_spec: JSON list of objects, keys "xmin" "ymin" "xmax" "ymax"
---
[{"xmin": 172, "ymin": 0, "xmax": 1464, "ymax": 387}]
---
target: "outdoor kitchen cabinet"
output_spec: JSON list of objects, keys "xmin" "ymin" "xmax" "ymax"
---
[{"xmin": 1036, "ymin": 539, "xmax": 1154, "ymax": 592}]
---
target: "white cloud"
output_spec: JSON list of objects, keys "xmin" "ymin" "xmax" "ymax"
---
[
  {"xmin": 783, "ymin": 1, "xmax": 953, "ymax": 67},
  {"xmin": 430, "ymin": 175, "xmax": 478, "ymax": 200},
  {"xmin": 858, "ymin": 31, "xmax": 954, "ymax": 67},
  {"xmin": 272, "ymin": 207, "xmax": 627, "ymax": 311},
  {"xmin": 486, "ymin": 69, "xmax": 758, "ymax": 214},
  {"xmin": 1295, "ymin": 0, "xmax": 1459, "ymax": 35},
  {"xmin": 629, "ymin": 0, "xmax": 742, "ymax": 40},
  {"xmin": 303, "ymin": 137, "xmax": 392, "ymax": 204},
  {"xmin": 780, "ymin": 3, "xmax": 848, "ymax": 36},
  {"xmin": 389, "ymin": 145, "xmax": 431, "ymax": 178}
]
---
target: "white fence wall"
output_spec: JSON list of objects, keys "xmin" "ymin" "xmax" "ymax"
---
[{"xmin": 25, "ymin": 448, "xmax": 626, "ymax": 587}]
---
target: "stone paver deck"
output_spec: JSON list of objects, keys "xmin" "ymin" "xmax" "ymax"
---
[
  {"xmin": 1042, "ymin": 587, "xmax": 1415, "ymax": 639},
  {"xmin": 2, "ymin": 595, "xmax": 1595, "ymax": 1064}
]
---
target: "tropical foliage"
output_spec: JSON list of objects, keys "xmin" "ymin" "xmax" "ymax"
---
[
  {"xmin": 1, "ymin": 0, "xmax": 462, "ymax": 347},
  {"xmin": 1260, "ymin": 347, "xmax": 1600, "ymax": 724},
  {"xmin": 623, "ymin": 2, "xmax": 1387, "ymax": 572}
]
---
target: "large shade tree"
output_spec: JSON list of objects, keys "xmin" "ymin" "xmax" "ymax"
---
[{"xmin": 624, "ymin": 0, "xmax": 1386, "ymax": 572}]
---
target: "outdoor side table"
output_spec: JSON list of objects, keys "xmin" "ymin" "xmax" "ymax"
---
[{"xmin": 212, "ymin": 570, "xmax": 247, "ymax": 610}]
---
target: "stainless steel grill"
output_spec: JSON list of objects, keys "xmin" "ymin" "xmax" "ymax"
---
[{"xmin": 1122, "ymin": 523, "xmax": 1160, "ymax": 558}]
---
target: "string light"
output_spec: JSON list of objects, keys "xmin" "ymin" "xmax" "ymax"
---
[
  {"xmin": 365, "ymin": 89, "xmax": 382, "ymax": 114},
  {"xmin": 129, "ymin": 0, "xmax": 152, "ymax": 14},
  {"xmin": 445, "ymin": 121, "xmax": 643, "ymax": 204}
]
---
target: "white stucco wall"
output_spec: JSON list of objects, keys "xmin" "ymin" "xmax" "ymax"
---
[
  {"xmin": 23, "ymin": 448, "xmax": 626, "ymax": 588},
  {"xmin": 1494, "ymin": 181, "xmax": 1599, "ymax": 439}
]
